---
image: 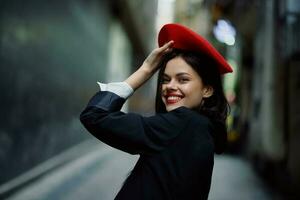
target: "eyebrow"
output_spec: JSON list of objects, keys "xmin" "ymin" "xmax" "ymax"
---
[{"xmin": 163, "ymin": 72, "xmax": 191, "ymax": 77}]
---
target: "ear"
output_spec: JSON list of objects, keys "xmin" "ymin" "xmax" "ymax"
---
[{"xmin": 203, "ymin": 86, "xmax": 214, "ymax": 98}]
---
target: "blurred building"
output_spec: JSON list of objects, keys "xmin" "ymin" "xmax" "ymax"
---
[
  {"xmin": 174, "ymin": 0, "xmax": 211, "ymax": 37},
  {"xmin": 0, "ymin": 0, "xmax": 157, "ymax": 196}
]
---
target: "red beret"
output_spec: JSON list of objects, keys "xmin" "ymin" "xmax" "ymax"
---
[{"xmin": 158, "ymin": 23, "xmax": 233, "ymax": 74}]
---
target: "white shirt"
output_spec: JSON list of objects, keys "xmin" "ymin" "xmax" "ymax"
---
[{"xmin": 97, "ymin": 81, "xmax": 134, "ymax": 99}]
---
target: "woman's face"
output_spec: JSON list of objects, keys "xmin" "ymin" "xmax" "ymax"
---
[{"xmin": 161, "ymin": 56, "xmax": 212, "ymax": 112}]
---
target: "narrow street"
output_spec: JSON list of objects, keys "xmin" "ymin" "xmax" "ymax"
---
[{"xmin": 6, "ymin": 141, "xmax": 278, "ymax": 200}]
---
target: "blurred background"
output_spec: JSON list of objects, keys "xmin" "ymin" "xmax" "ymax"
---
[{"xmin": 0, "ymin": 0, "xmax": 300, "ymax": 199}]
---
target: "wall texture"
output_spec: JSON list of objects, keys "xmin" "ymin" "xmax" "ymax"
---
[{"xmin": 0, "ymin": 0, "xmax": 112, "ymax": 185}]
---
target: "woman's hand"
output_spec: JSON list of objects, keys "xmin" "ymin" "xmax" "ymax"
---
[
  {"xmin": 125, "ymin": 41, "xmax": 174, "ymax": 90},
  {"xmin": 142, "ymin": 40, "xmax": 174, "ymax": 74}
]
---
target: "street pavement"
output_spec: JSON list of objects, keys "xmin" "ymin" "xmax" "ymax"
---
[
  {"xmin": 208, "ymin": 155, "xmax": 277, "ymax": 200},
  {"xmin": 7, "ymin": 141, "xmax": 278, "ymax": 200}
]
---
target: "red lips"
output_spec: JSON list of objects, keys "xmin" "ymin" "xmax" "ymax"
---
[{"xmin": 164, "ymin": 93, "xmax": 183, "ymax": 105}]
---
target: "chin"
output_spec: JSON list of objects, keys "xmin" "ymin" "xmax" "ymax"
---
[{"xmin": 165, "ymin": 104, "xmax": 181, "ymax": 112}]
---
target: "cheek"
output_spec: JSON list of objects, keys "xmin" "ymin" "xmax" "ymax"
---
[
  {"xmin": 183, "ymin": 86, "xmax": 204, "ymax": 106},
  {"xmin": 161, "ymin": 85, "xmax": 165, "ymax": 95},
  {"xmin": 193, "ymin": 94, "xmax": 204, "ymax": 105},
  {"xmin": 160, "ymin": 85, "xmax": 166, "ymax": 102}
]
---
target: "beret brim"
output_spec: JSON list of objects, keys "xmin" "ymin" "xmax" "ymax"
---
[{"xmin": 158, "ymin": 23, "xmax": 233, "ymax": 74}]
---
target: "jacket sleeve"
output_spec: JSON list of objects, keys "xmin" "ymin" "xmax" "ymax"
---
[{"xmin": 80, "ymin": 91, "xmax": 191, "ymax": 155}]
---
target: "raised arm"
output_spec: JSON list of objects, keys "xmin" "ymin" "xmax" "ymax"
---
[{"xmin": 125, "ymin": 41, "xmax": 174, "ymax": 90}]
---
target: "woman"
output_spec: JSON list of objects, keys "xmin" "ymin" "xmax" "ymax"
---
[{"xmin": 80, "ymin": 23, "xmax": 233, "ymax": 200}]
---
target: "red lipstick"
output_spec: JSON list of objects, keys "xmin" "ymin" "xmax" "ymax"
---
[{"xmin": 164, "ymin": 93, "xmax": 183, "ymax": 105}]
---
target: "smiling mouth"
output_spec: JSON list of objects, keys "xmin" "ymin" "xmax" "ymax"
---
[{"xmin": 165, "ymin": 95, "xmax": 183, "ymax": 105}]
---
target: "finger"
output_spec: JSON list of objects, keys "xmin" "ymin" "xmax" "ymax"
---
[
  {"xmin": 165, "ymin": 47, "xmax": 172, "ymax": 53},
  {"xmin": 160, "ymin": 40, "xmax": 174, "ymax": 51}
]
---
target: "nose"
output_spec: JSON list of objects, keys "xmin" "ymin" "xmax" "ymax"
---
[{"xmin": 165, "ymin": 80, "xmax": 178, "ymax": 91}]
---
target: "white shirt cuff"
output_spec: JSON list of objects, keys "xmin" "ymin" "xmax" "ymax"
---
[{"xmin": 97, "ymin": 81, "xmax": 134, "ymax": 99}]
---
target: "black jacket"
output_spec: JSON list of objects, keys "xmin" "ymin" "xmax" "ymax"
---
[{"xmin": 80, "ymin": 91, "xmax": 215, "ymax": 200}]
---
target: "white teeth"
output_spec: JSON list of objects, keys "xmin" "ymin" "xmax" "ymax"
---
[{"xmin": 167, "ymin": 96, "xmax": 181, "ymax": 101}]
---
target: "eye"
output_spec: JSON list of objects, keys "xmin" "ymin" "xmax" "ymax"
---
[
  {"xmin": 179, "ymin": 78, "xmax": 189, "ymax": 83},
  {"xmin": 161, "ymin": 77, "xmax": 170, "ymax": 84}
]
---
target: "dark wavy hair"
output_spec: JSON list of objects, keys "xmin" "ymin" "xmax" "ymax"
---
[{"xmin": 155, "ymin": 49, "xmax": 230, "ymax": 154}]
